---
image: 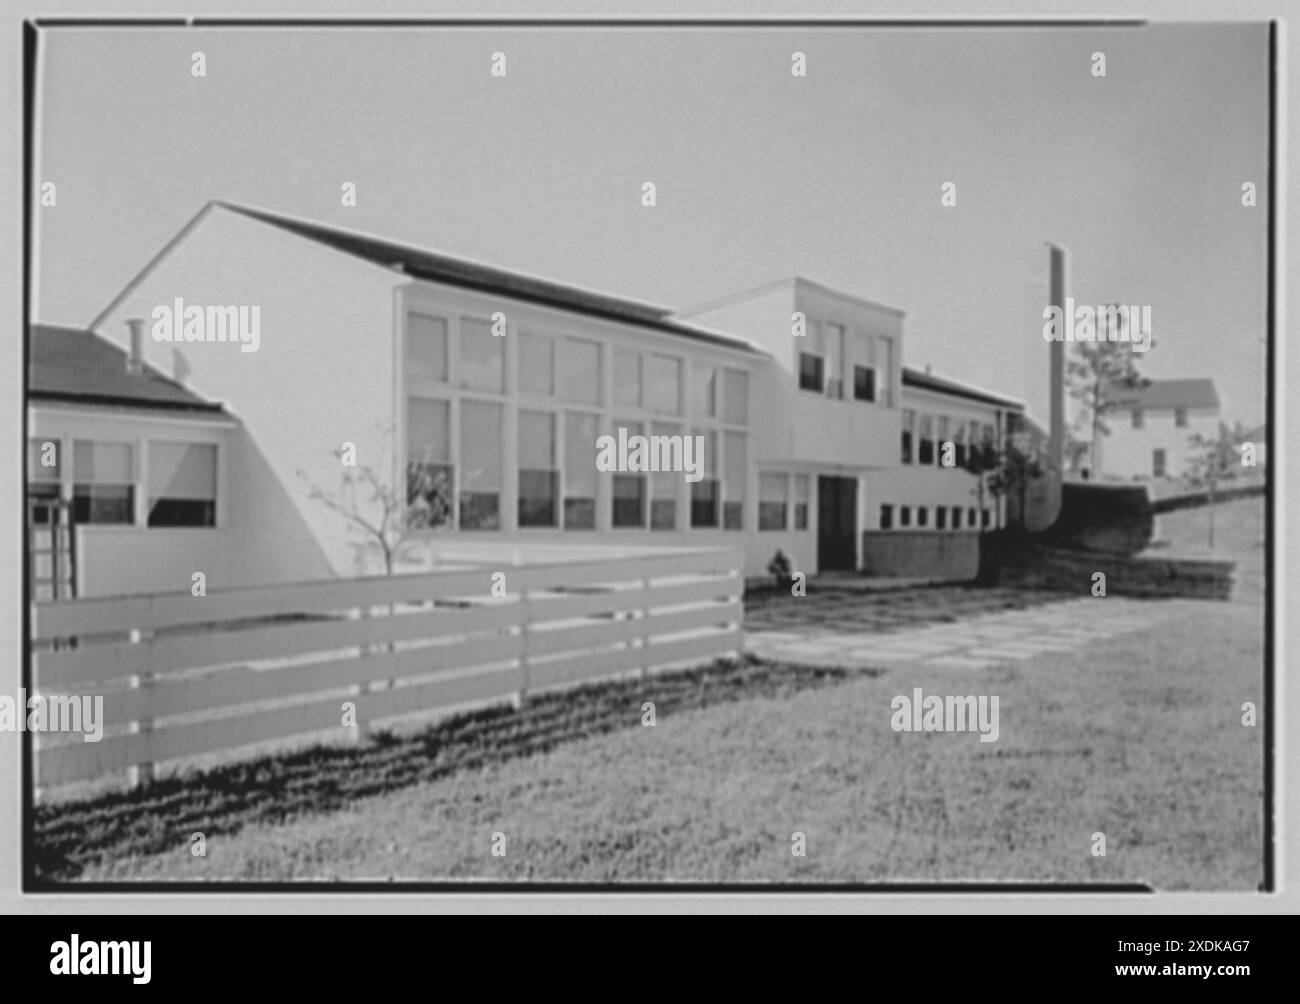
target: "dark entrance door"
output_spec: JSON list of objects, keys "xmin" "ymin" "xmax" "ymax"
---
[{"xmin": 817, "ymin": 475, "xmax": 857, "ymax": 572}]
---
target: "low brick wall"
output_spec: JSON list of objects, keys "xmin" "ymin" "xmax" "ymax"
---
[
  {"xmin": 861, "ymin": 530, "xmax": 980, "ymax": 581},
  {"xmin": 980, "ymin": 535, "xmax": 1235, "ymax": 600}
]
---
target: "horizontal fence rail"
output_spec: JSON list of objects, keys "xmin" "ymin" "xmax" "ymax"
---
[{"xmin": 30, "ymin": 548, "xmax": 744, "ymax": 790}]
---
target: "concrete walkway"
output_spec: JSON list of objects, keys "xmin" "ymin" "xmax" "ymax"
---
[{"xmin": 746, "ymin": 596, "xmax": 1177, "ymax": 671}]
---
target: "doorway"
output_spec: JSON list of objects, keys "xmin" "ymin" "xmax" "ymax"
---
[{"xmin": 817, "ymin": 475, "xmax": 858, "ymax": 572}]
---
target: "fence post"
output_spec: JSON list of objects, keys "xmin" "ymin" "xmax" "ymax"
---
[
  {"xmin": 348, "ymin": 605, "xmax": 372, "ymax": 744},
  {"xmin": 512, "ymin": 587, "xmax": 530, "ymax": 710},
  {"xmin": 127, "ymin": 626, "xmax": 155, "ymax": 787},
  {"xmin": 640, "ymin": 573, "xmax": 652, "ymax": 679}
]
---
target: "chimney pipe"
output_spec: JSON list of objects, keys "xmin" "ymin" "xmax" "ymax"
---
[{"xmin": 125, "ymin": 318, "xmax": 145, "ymax": 375}]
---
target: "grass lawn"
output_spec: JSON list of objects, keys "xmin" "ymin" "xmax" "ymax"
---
[{"xmin": 55, "ymin": 498, "xmax": 1266, "ymax": 888}]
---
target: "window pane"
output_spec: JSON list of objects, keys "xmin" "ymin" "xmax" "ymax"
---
[
  {"xmin": 73, "ymin": 485, "xmax": 133, "ymax": 525},
  {"xmin": 794, "ymin": 473, "xmax": 810, "ymax": 529},
  {"xmin": 518, "ymin": 410, "xmax": 557, "ymax": 527},
  {"xmin": 799, "ymin": 353, "xmax": 823, "ymax": 392},
  {"xmin": 407, "ymin": 313, "xmax": 448, "ymax": 382},
  {"xmin": 650, "ymin": 421, "xmax": 679, "ymax": 530},
  {"xmin": 28, "ymin": 438, "xmax": 61, "ymax": 481},
  {"xmin": 880, "ymin": 504, "xmax": 893, "ymax": 530},
  {"xmin": 564, "ymin": 412, "xmax": 599, "ymax": 498},
  {"xmin": 561, "ymin": 338, "xmax": 601, "ymax": 404},
  {"xmin": 645, "ymin": 354, "xmax": 681, "ymax": 415},
  {"xmin": 613, "ymin": 475, "xmax": 645, "ymax": 527},
  {"xmin": 460, "ymin": 400, "xmax": 502, "ymax": 528},
  {"xmin": 519, "ymin": 332, "xmax": 555, "ymax": 396},
  {"xmin": 459, "ymin": 318, "xmax": 504, "ymax": 392},
  {"xmin": 759, "ymin": 472, "xmax": 788, "ymax": 531},
  {"xmin": 723, "ymin": 432, "xmax": 746, "ymax": 498},
  {"xmin": 692, "ymin": 365, "xmax": 716, "ymax": 417},
  {"xmin": 902, "ymin": 409, "xmax": 915, "ymax": 463},
  {"xmin": 690, "ymin": 480, "xmax": 718, "ymax": 528},
  {"xmin": 407, "ymin": 397, "xmax": 451, "ymax": 463},
  {"xmin": 722, "ymin": 368, "xmax": 748, "ymax": 424},
  {"xmin": 823, "ymin": 323, "xmax": 844, "ymax": 399},
  {"xmin": 614, "ymin": 348, "xmax": 642, "ymax": 407},
  {"xmin": 919, "ymin": 415, "xmax": 934, "ymax": 464},
  {"xmin": 854, "ymin": 365, "xmax": 875, "ymax": 402},
  {"xmin": 148, "ymin": 442, "xmax": 216, "ymax": 527},
  {"xmin": 74, "ymin": 440, "xmax": 132, "ymax": 483}
]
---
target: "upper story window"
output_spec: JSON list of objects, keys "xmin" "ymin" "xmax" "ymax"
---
[
  {"xmin": 954, "ymin": 423, "xmax": 967, "ymax": 467},
  {"xmin": 901, "ymin": 409, "xmax": 915, "ymax": 464},
  {"xmin": 459, "ymin": 317, "xmax": 504, "ymax": 393},
  {"xmin": 614, "ymin": 348, "xmax": 642, "ymax": 407},
  {"xmin": 518, "ymin": 331, "xmax": 555, "ymax": 396},
  {"xmin": 853, "ymin": 365, "xmax": 876, "ymax": 402},
  {"xmin": 936, "ymin": 416, "xmax": 950, "ymax": 466},
  {"xmin": 1174, "ymin": 407, "xmax": 1188, "ymax": 428},
  {"xmin": 646, "ymin": 354, "xmax": 682, "ymax": 415},
  {"xmin": 1132, "ymin": 408, "xmax": 1145, "ymax": 430},
  {"xmin": 560, "ymin": 337, "xmax": 602, "ymax": 405},
  {"xmin": 876, "ymin": 335, "xmax": 894, "ymax": 407},
  {"xmin": 407, "ymin": 312, "xmax": 448, "ymax": 384},
  {"xmin": 722, "ymin": 368, "xmax": 749, "ymax": 425},
  {"xmin": 148, "ymin": 442, "xmax": 216, "ymax": 527},
  {"xmin": 73, "ymin": 440, "xmax": 134, "ymax": 525},
  {"xmin": 693, "ymin": 365, "xmax": 717, "ymax": 417},
  {"xmin": 823, "ymin": 322, "xmax": 845, "ymax": 400},
  {"xmin": 798, "ymin": 350, "xmax": 823, "ymax": 392}
]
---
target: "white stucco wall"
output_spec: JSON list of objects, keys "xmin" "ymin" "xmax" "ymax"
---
[{"xmin": 94, "ymin": 204, "xmax": 406, "ymax": 589}]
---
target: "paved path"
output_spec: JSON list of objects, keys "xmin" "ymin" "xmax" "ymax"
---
[{"xmin": 746, "ymin": 596, "xmax": 1177, "ymax": 671}]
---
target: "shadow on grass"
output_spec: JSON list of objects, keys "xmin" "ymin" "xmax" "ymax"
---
[{"xmin": 33, "ymin": 655, "xmax": 861, "ymax": 883}]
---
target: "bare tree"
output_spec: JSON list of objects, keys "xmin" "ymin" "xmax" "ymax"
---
[
  {"xmin": 1066, "ymin": 336, "xmax": 1152, "ymax": 478},
  {"xmin": 298, "ymin": 425, "xmax": 452, "ymax": 576}
]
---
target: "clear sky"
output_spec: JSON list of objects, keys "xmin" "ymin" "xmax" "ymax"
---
[{"xmin": 34, "ymin": 22, "xmax": 1269, "ymax": 425}]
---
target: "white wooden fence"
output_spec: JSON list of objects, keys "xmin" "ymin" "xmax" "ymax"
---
[{"xmin": 30, "ymin": 548, "xmax": 744, "ymax": 790}]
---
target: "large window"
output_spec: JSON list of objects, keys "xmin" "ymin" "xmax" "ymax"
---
[
  {"xmin": 901, "ymin": 409, "xmax": 915, "ymax": 463},
  {"xmin": 459, "ymin": 400, "xmax": 502, "ymax": 529},
  {"xmin": 407, "ymin": 312, "xmax": 448, "ymax": 383},
  {"xmin": 723, "ymin": 431, "xmax": 746, "ymax": 530},
  {"xmin": 519, "ymin": 332, "xmax": 555, "ymax": 396},
  {"xmin": 518, "ymin": 410, "xmax": 558, "ymax": 527},
  {"xmin": 561, "ymin": 338, "xmax": 602, "ymax": 405},
  {"xmin": 798, "ymin": 351, "xmax": 823, "ymax": 392},
  {"xmin": 459, "ymin": 318, "xmax": 504, "ymax": 393},
  {"xmin": 646, "ymin": 355, "xmax": 681, "ymax": 415},
  {"xmin": 73, "ymin": 440, "xmax": 134, "ymax": 524},
  {"xmin": 936, "ymin": 416, "xmax": 950, "ymax": 467},
  {"xmin": 823, "ymin": 322, "xmax": 845, "ymax": 400},
  {"xmin": 919, "ymin": 415, "xmax": 934, "ymax": 465},
  {"xmin": 406, "ymin": 397, "xmax": 453, "ymax": 527},
  {"xmin": 879, "ymin": 504, "xmax": 893, "ymax": 530},
  {"xmin": 693, "ymin": 365, "xmax": 717, "ymax": 417},
  {"xmin": 954, "ymin": 423, "xmax": 967, "ymax": 467},
  {"xmin": 148, "ymin": 442, "xmax": 216, "ymax": 527},
  {"xmin": 614, "ymin": 348, "xmax": 642, "ymax": 407},
  {"xmin": 612, "ymin": 419, "xmax": 645, "ymax": 528},
  {"xmin": 794, "ymin": 474, "xmax": 810, "ymax": 529},
  {"xmin": 563, "ymin": 412, "xmax": 598, "ymax": 529},
  {"xmin": 759, "ymin": 473, "xmax": 788, "ymax": 531},
  {"xmin": 690, "ymin": 429, "xmax": 718, "ymax": 527},
  {"xmin": 854, "ymin": 365, "xmax": 876, "ymax": 402},
  {"xmin": 876, "ymin": 336, "xmax": 893, "ymax": 407},
  {"xmin": 650, "ymin": 421, "xmax": 679, "ymax": 530},
  {"xmin": 722, "ymin": 368, "xmax": 749, "ymax": 424}
]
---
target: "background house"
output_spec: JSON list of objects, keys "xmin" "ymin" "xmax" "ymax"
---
[{"xmin": 1095, "ymin": 378, "xmax": 1221, "ymax": 480}]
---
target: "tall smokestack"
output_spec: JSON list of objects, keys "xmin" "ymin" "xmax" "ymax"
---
[
  {"xmin": 125, "ymin": 318, "xmax": 145, "ymax": 375},
  {"xmin": 1048, "ymin": 244, "xmax": 1066, "ymax": 476}
]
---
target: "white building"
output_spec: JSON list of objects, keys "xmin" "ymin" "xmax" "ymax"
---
[
  {"xmin": 28, "ymin": 201, "xmax": 1046, "ymax": 597},
  {"xmin": 1095, "ymin": 378, "xmax": 1221, "ymax": 481}
]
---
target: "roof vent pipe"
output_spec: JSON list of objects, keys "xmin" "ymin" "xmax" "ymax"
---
[{"xmin": 125, "ymin": 318, "xmax": 144, "ymax": 375}]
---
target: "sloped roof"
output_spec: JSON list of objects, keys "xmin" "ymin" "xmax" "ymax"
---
[
  {"xmin": 216, "ymin": 202, "xmax": 760, "ymax": 354},
  {"xmin": 1106, "ymin": 378, "xmax": 1220, "ymax": 411},
  {"xmin": 902, "ymin": 365, "xmax": 1024, "ymax": 410},
  {"xmin": 29, "ymin": 324, "xmax": 225, "ymax": 412}
]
